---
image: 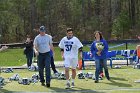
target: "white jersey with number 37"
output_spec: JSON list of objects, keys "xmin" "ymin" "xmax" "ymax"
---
[{"xmin": 59, "ymin": 36, "xmax": 83, "ymax": 58}]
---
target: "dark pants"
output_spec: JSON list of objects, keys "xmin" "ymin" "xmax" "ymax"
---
[
  {"xmin": 95, "ymin": 59, "xmax": 109, "ymax": 81},
  {"xmin": 38, "ymin": 52, "xmax": 51, "ymax": 84},
  {"xmin": 26, "ymin": 50, "xmax": 33, "ymax": 67},
  {"xmin": 100, "ymin": 62, "xmax": 103, "ymax": 73},
  {"xmin": 82, "ymin": 59, "xmax": 85, "ymax": 70},
  {"xmin": 51, "ymin": 56, "xmax": 57, "ymax": 73}
]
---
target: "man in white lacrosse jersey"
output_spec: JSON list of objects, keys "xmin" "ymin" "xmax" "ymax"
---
[{"xmin": 58, "ymin": 28, "xmax": 83, "ymax": 89}]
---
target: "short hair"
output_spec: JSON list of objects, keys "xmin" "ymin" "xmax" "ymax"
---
[{"xmin": 67, "ymin": 28, "xmax": 73, "ymax": 32}]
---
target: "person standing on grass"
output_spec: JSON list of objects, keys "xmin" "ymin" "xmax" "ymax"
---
[
  {"xmin": 136, "ymin": 45, "xmax": 140, "ymax": 64},
  {"xmin": 90, "ymin": 31, "xmax": 110, "ymax": 83},
  {"xmin": 34, "ymin": 26, "xmax": 54, "ymax": 87},
  {"xmin": 33, "ymin": 26, "xmax": 58, "ymax": 75},
  {"xmin": 50, "ymin": 49, "xmax": 58, "ymax": 74},
  {"xmin": 48, "ymin": 34, "xmax": 58, "ymax": 75},
  {"xmin": 24, "ymin": 35, "xmax": 34, "ymax": 70},
  {"xmin": 59, "ymin": 28, "xmax": 83, "ymax": 89}
]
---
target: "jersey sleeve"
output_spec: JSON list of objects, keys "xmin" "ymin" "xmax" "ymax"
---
[{"xmin": 76, "ymin": 37, "xmax": 83, "ymax": 48}]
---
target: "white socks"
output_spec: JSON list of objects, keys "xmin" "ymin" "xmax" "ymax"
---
[
  {"xmin": 71, "ymin": 79, "xmax": 74, "ymax": 83},
  {"xmin": 67, "ymin": 80, "xmax": 70, "ymax": 83},
  {"xmin": 66, "ymin": 79, "xmax": 74, "ymax": 83}
]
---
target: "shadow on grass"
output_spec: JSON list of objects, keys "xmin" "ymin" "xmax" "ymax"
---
[
  {"xmin": 110, "ymin": 76, "xmax": 128, "ymax": 81},
  {"xmin": 104, "ymin": 77, "xmax": 132, "ymax": 87},
  {"xmin": 0, "ymin": 88, "xmax": 11, "ymax": 93},
  {"xmin": 49, "ymin": 86, "xmax": 105, "ymax": 93},
  {"xmin": 112, "ymin": 67, "xmax": 129, "ymax": 69}
]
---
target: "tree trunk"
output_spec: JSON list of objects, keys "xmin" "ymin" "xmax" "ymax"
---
[
  {"xmin": 82, "ymin": 0, "xmax": 86, "ymax": 40},
  {"xmin": 30, "ymin": 0, "xmax": 36, "ymax": 33}
]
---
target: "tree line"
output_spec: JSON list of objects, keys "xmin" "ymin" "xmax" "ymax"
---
[{"xmin": 0, "ymin": 0, "xmax": 140, "ymax": 43}]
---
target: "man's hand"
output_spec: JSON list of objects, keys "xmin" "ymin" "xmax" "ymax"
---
[
  {"xmin": 61, "ymin": 55, "xmax": 65, "ymax": 60},
  {"xmin": 34, "ymin": 46, "xmax": 39, "ymax": 56},
  {"xmin": 35, "ymin": 50, "xmax": 39, "ymax": 56}
]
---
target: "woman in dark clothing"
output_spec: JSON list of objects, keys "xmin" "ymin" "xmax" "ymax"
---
[{"xmin": 24, "ymin": 35, "xmax": 34, "ymax": 69}]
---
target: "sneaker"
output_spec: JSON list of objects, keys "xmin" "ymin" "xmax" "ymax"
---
[
  {"xmin": 65, "ymin": 82, "xmax": 70, "ymax": 89},
  {"xmin": 107, "ymin": 77, "xmax": 110, "ymax": 80},
  {"xmin": 54, "ymin": 70, "xmax": 58, "ymax": 74},
  {"xmin": 94, "ymin": 80, "xmax": 99, "ymax": 83},
  {"xmin": 28, "ymin": 66, "xmax": 31, "ymax": 71},
  {"xmin": 71, "ymin": 82, "xmax": 75, "ymax": 88},
  {"xmin": 99, "ymin": 77, "xmax": 103, "ymax": 80},
  {"xmin": 46, "ymin": 83, "xmax": 50, "ymax": 87},
  {"xmin": 54, "ymin": 72, "xmax": 59, "ymax": 77},
  {"xmin": 41, "ymin": 82, "xmax": 45, "ymax": 86}
]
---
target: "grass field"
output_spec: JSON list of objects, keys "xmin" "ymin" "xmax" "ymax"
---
[
  {"xmin": 1, "ymin": 66, "xmax": 140, "ymax": 93},
  {"xmin": 0, "ymin": 43, "xmax": 138, "ymax": 66},
  {"xmin": 0, "ymin": 43, "xmax": 140, "ymax": 93}
]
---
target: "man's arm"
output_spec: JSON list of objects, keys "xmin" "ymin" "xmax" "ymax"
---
[
  {"xmin": 79, "ymin": 47, "xmax": 83, "ymax": 59},
  {"xmin": 34, "ymin": 44, "xmax": 39, "ymax": 56},
  {"xmin": 60, "ymin": 48, "xmax": 64, "ymax": 59},
  {"xmin": 50, "ymin": 43, "xmax": 54, "ymax": 53}
]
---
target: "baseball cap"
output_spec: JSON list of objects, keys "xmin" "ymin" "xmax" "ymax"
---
[{"xmin": 39, "ymin": 26, "xmax": 46, "ymax": 32}]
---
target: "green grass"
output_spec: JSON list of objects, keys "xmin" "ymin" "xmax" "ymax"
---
[
  {"xmin": 0, "ymin": 48, "xmax": 26, "ymax": 66},
  {"xmin": 0, "ymin": 43, "xmax": 138, "ymax": 66},
  {"xmin": 0, "ymin": 46, "xmax": 91, "ymax": 66},
  {"xmin": 108, "ymin": 43, "xmax": 137, "ymax": 51},
  {"xmin": 0, "ymin": 47, "xmax": 63, "ymax": 66},
  {"xmin": 1, "ymin": 66, "xmax": 140, "ymax": 93}
]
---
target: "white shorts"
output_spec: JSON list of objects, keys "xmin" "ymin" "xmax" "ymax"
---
[{"xmin": 64, "ymin": 57, "xmax": 78, "ymax": 69}]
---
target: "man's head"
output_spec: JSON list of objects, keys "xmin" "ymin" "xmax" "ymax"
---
[
  {"xmin": 39, "ymin": 26, "xmax": 46, "ymax": 32},
  {"xmin": 39, "ymin": 26, "xmax": 46, "ymax": 35},
  {"xmin": 66, "ymin": 28, "xmax": 73, "ymax": 39}
]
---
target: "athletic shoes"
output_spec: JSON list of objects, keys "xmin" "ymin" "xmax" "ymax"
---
[
  {"xmin": 107, "ymin": 77, "xmax": 110, "ymax": 80},
  {"xmin": 71, "ymin": 82, "xmax": 75, "ymax": 88},
  {"xmin": 46, "ymin": 83, "xmax": 50, "ymax": 87},
  {"xmin": 28, "ymin": 66, "xmax": 31, "ymax": 71},
  {"xmin": 65, "ymin": 82, "xmax": 70, "ymax": 89},
  {"xmin": 94, "ymin": 80, "xmax": 99, "ymax": 83},
  {"xmin": 54, "ymin": 72, "xmax": 59, "ymax": 77},
  {"xmin": 41, "ymin": 82, "xmax": 45, "ymax": 86}
]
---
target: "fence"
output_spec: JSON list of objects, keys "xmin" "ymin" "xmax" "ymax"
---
[{"xmin": 0, "ymin": 39, "xmax": 139, "ymax": 49}]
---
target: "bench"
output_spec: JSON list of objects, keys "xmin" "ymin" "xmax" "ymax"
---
[{"xmin": 82, "ymin": 50, "xmax": 136, "ymax": 69}]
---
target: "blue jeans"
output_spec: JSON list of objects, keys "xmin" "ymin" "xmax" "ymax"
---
[
  {"xmin": 95, "ymin": 59, "xmax": 109, "ymax": 81},
  {"xmin": 38, "ymin": 52, "xmax": 51, "ymax": 84}
]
